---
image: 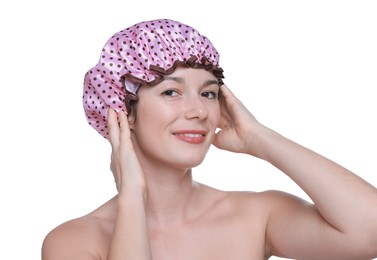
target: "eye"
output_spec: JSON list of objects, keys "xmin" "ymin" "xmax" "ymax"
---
[
  {"xmin": 201, "ymin": 91, "xmax": 218, "ymax": 99},
  {"xmin": 161, "ymin": 89, "xmax": 179, "ymax": 97}
]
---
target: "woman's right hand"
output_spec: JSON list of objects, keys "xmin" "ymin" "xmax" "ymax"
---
[
  {"xmin": 107, "ymin": 109, "xmax": 152, "ymax": 259},
  {"xmin": 108, "ymin": 108, "xmax": 147, "ymax": 199}
]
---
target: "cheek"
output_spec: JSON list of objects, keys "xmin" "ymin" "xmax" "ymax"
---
[
  {"xmin": 132, "ymin": 108, "xmax": 160, "ymax": 150},
  {"xmin": 134, "ymin": 102, "xmax": 173, "ymax": 132}
]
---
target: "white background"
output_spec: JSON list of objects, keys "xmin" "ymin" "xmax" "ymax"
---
[{"xmin": 1, "ymin": 1, "xmax": 376, "ymax": 259}]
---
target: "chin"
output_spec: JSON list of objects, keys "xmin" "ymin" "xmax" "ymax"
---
[{"xmin": 171, "ymin": 154, "xmax": 207, "ymax": 169}]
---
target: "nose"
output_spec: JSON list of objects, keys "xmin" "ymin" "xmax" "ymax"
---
[{"xmin": 183, "ymin": 95, "xmax": 209, "ymax": 120}]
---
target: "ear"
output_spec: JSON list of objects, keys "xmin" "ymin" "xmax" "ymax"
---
[{"xmin": 127, "ymin": 108, "xmax": 136, "ymax": 129}]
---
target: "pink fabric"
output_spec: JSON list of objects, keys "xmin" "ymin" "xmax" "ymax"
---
[{"xmin": 83, "ymin": 19, "xmax": 224, "ymax": 139}]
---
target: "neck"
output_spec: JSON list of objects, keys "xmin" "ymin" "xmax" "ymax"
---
[{"xmin": 143, "ymin": 163, "xmax": 200, "ymax": 229}]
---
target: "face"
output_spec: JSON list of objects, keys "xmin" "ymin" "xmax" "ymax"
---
[{"xmin": 130, "ymin": 67, "xmax": 221, "ymax": 170}]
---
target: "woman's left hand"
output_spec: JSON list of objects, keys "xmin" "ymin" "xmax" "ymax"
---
[{"xmin": 213, "ymin": 85, "xmax": 266, "ymax": 156}]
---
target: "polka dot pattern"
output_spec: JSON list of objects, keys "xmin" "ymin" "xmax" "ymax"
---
[{"xmin": 83, "ymin": 19, "xmax": 224, "ymax": 139}]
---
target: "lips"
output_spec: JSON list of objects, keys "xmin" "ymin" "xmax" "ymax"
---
[{"xmin": 173, "ymin": 130, "xmax": 207, "ymax": 144}]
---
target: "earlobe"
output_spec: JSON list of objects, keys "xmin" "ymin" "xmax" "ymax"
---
[
  {"xmin": 127, "ymin": 110, "xmax": 136, "ymax": 129},
  {"xmin": 128, "ymin": 117, "xmax": 135, "ymax": 129}
]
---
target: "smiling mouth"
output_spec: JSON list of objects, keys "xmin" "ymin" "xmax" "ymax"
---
[
  {"xmin": 175, "ymin": 133, "xmax": 205, "ymax": 137},
  {"xmin": 173, "ymin": 130, "xmax": 207, "ymax": 144}
]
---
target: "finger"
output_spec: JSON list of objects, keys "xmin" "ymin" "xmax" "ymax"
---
[
  {"xmin": 220, "ymin": 84, "xmax": 250, "ymax": 122},
  {"xmin": 218, "ymin": 86, "xmax": 233, "ymax": 129},
  {"xmin": 219, "ymin": 84, "xmax": 235, "ymax": 101},
  {"xmin": 219, "ymin": 84, "xmax": 241, "ymax": 111},
  {"xmin": 118, "ymin": 110, "xmax": 129, "ymax": 130},
  {"xmin": 108, "ymin": 108, "xmax": 120, "ymax": 149},
  {"xmin": 118, "ymin": 111, "xmax": 131, "ymax": 145},
  {"xmin": 219, "ymin": 85, "xmax": 234, "ymax": 113}
]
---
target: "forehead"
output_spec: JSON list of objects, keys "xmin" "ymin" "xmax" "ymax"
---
[{"xmin": 161, "ymin": 67, "xmax": 219, "ymax": 85}]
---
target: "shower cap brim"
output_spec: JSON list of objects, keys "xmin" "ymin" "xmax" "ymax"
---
[{"xmin": 83, "ymin": 18, "xmax": 224, "ymax": 139}]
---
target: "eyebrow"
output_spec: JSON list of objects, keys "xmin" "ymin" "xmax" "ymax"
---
[{"xmin": 163, "ymin": 76, "xmax": 220, "ymax": 86}]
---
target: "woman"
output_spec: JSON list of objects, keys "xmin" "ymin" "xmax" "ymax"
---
[{"xmin": 42, "ymin": 18, "xmax": 377, "ymax": 259}]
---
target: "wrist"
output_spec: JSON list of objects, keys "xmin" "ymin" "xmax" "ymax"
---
[
  {"xmin": 244, "ymin": 124, "xmax": 280, "ymax": 161},
  {"xmin": 117, "ymin": 185, "xmax": 148, "ymax": 206}
]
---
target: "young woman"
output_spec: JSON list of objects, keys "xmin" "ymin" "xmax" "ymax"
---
[{"xmin": 42, "ymin": 18, "xmax": 377, "ymax": 260}]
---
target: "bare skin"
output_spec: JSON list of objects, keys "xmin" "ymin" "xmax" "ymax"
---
[{"xmin": 42, "ymin": 68, "xmax": 377, "ymax": 260}]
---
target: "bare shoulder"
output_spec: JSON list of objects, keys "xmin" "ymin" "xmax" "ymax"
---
[
  {"xmin": 42, "ymin": 199, "xmax": 115, "ymax": 260},
  {"xmin": 255, "ymin": 189, "xmax": 313, "ymax": 212},
  {"xmin": 237, "ymin": 189, "xmax": 314, "ymax": 218},
  {"xmin": 201, "ymin": 185, "xmax": 313, "ymax": 225},
  {"xmin": 195, "ymin": 185, "xmax": 309, "ymax": 258},
  {"xmin": 208, "ymin": 185, "xmax": 300, "ymax": 206},
  {"xmin": 198, "ymin": 184, "xmax": 283, "ymax": 219}
]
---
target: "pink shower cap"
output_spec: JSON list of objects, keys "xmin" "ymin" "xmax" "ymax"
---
[{"xmin": 83, "ymin": 18, "xmax": 224, "ymax": 139}]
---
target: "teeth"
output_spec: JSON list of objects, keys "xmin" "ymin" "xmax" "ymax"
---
[{"xmin": 176, "ymin": 133, "xmax": 203, "ymax": 137}]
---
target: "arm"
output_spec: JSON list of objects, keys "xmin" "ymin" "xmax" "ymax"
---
[
  {"xmin": 42, "ymin": 110, "xmax": 151, "ymax": 260},
  {"xmin": 214, "ymin": 85, "xmax": 377, "ymax": 259},
  {"xmin": 106, "ymin": 109, "xmax": 152, "ymax": 260},
  {"xmin": 261, "ymin": 128, "xmax": 377, "ymax": 259}
]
